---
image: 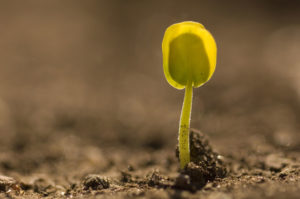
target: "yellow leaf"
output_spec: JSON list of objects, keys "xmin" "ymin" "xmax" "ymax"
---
[{"xmin": 162, "ymin": 21, "xmax": 217, "ymax": 89}]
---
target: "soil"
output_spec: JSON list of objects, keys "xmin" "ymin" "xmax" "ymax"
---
[{"xmin": 0, "ymin": 125, "xmax": 299, "ymax": 199}]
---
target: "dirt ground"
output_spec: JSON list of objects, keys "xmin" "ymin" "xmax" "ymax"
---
[{"xmin": 0, "ymin": 1, "xmax": 300, "ymax": 198}]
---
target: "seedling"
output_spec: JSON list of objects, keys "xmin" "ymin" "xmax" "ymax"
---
[{"xmin": 162, "ymin": 21, "xmax": 217, "ymax": 169}]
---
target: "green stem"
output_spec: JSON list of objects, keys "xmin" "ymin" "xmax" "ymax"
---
[{"xmin": 179, "ymin": 81, "xmax": 193, "ymax": 169}]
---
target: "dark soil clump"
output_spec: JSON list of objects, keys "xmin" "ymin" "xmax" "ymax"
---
[
  {"xmin": 82, "ymin": 174, "xmax": 110, "ymax": 190},
  {"xmin": 175, "ymin": 129, "xmax": 227, "ymax": 190}
]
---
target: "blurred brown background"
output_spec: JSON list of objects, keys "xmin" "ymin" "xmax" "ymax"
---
[{"xmin": 0, "ymin": 0, "xmax": 300, "ymax": 152}]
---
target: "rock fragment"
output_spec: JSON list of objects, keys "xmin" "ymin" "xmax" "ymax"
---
[
  {"xmin": 265, "ymin": 154, "xmax": 290, "ymax": 172},
  {"xmin": 82, "ymin": 174, "xmax": 110, "ymax": 190},
  {"xmin": 0, "ymin": 175, "xmax": 17, "ymax": 192}
]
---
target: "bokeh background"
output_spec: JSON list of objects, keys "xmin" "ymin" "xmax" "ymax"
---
[{"xmin": 0, "ymin": 0, "xmax": 300, "ymax": 160}]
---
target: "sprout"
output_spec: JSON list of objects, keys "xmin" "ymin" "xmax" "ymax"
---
[{"xmin": 162, "ymin": 21, "xmax": 217, "ymax": 169}]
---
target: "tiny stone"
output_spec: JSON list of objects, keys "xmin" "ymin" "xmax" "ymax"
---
[
  {"xmin": 0, "ymin": 175, "xmax": 17, "ymax": 192},
  {"xmin": 255, "ymin": 176, "xmax": 265, "ymax": 183},
  {"xmin": 278, "ymin": 167, "xmax": 294, "ymax": 179},
  {"xmin": 204, "ymin": 182, "xmax": 213, "ymax": 190},
  {"xmin": 82, "ymin": 174, "xmax": 110, "ymax": 190},
  {"xmin": 279, "ymin": 172, "xmax": 288, "ymax": 179},
  {"xmin": 265, "ymin": 154, "xmax": 290, "ymax": 172}
]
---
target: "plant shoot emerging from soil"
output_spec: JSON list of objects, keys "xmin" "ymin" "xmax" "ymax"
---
[{"xmin": 162, "ymin": 21, "xmax": 217, "ymax": 169}]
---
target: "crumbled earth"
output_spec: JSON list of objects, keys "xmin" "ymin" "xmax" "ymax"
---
[
  {"xmin": 175, "ymin": 129, "xmax": 227, "ymax": 191},
  {"xmin": 0, "ymin": 127, "xmax": 299, "ymax": 199}
]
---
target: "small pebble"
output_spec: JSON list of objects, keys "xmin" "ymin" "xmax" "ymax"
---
[
  {"xmin": 83, "ymin": 174, "xmax": 110, "ymax": 190},
  {"xmin": 265, "ymin": 154, "xmax": 290, "ymax": 172},
  {"xmin": 0, "ymin": 175, "xmax": 17, "ymax": 192}
]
